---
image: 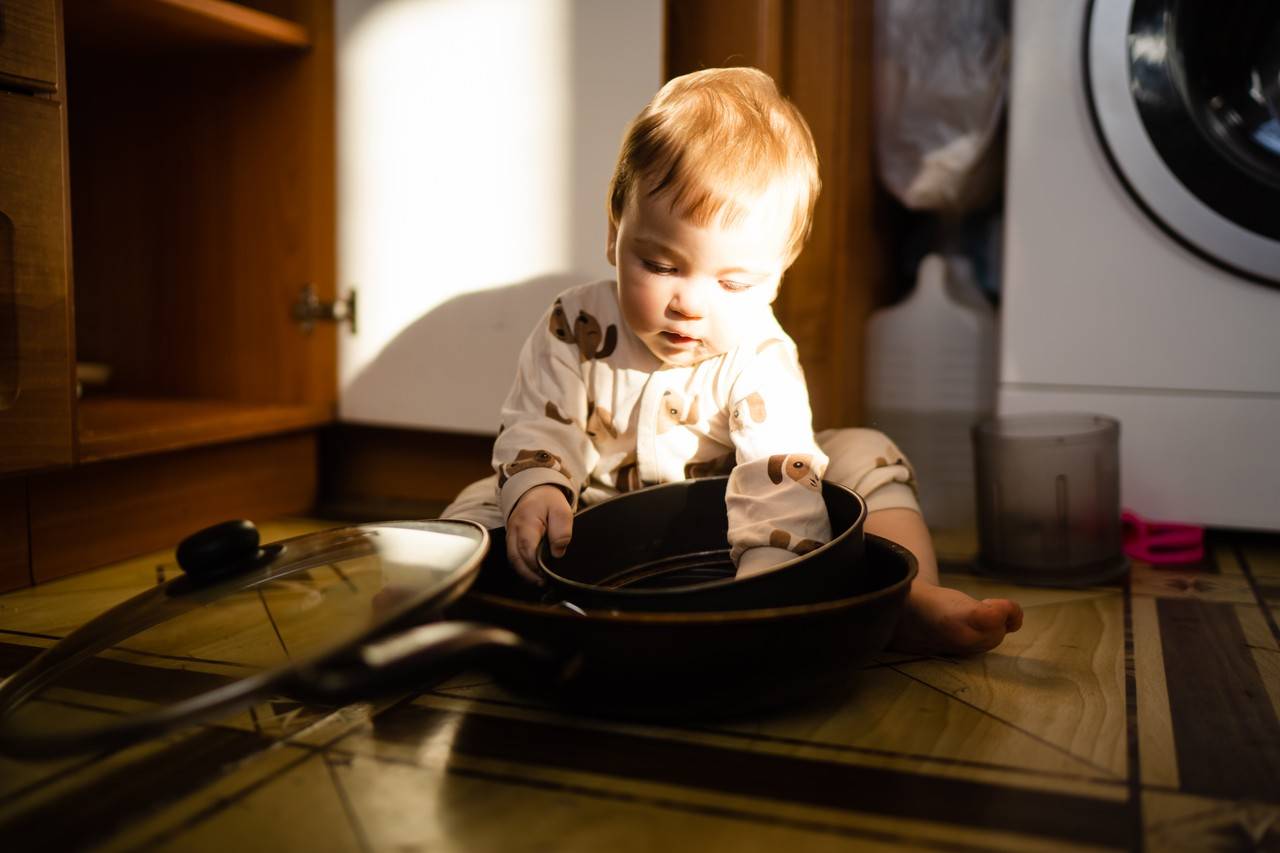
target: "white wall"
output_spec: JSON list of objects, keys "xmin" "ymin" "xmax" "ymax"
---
[{"xmin": 336, "ymin": 0, "xmax": 662, "ymax": 433}]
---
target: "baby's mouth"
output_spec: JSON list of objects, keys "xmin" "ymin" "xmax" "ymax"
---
[{"xmin": 661, "ymin": 331, "xmax": 700, "ymax": 345}]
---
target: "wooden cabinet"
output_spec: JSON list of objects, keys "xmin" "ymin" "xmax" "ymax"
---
[
  {"xmin": 3, "ymin": 0, "xmax": 341, "ymax": 467},
  {"xmin": 63, "ymin": 0, "xmax": 337, "ymax": 462},
  {"xmin": 0, "ymin": 0, "xmax": 338, "ymax": 585},
  {"xmin": 0, "ymin": 0, "xmax": 74, "ymax": 478},
  {"xmin": 0, "ymin": 0, "xmax": 59, "ymax": 91},
  {"xmin": 0, "ymin": 90, "xmax": 75, "ymax": 475}
]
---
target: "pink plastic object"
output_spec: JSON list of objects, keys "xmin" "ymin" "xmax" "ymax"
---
[{"xmin": 1121, "ymin": 510, "xmax": 1205, "ymax": 564}]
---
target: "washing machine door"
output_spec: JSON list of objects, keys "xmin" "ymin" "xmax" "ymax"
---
[{"xmin": 1086, "ymin": 0, "xmax": 1280, "ymax": 285}]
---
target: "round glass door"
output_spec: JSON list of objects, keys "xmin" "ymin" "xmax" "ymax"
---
[{"xmin": 1086, "ymin": 0, "xmax": 1280, "ymax": 285}]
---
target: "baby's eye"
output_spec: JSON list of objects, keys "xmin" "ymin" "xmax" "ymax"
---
[
  {"xmin": 643, "ymin": 260, "xmax": 677, "ymax": 275},
  {"xmin": 721, "ymin": 280, "xmax": 752, "ymax": 292}
]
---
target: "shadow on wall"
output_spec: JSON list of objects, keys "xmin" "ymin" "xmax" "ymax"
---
[
  {"xmin": 334, "ymin": 0, "xmax": 660, "ymax": 434},
  {"xmin": 340, "ymin": 274, "xmax": 601, "ymax": 434}
]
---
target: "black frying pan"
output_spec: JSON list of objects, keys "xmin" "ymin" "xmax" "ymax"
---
[
  {"xmin": 454, "ymin": 527, "xmax": 915, "ymax": 716},
  {"xmin": 536, "ymin": 477, "xmax": 868, "ymax": 612}
]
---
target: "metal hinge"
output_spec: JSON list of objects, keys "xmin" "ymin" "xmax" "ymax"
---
[{"xmin": 292, "ymin": 284, "xmax": 356, "ymax": 334}]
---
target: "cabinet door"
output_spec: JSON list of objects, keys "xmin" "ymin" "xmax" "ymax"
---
[
  {"xmin": 0, "ymin": 0, "xmax": 58, "ymax": 92},
  {"xmin": 0, "ymin": 91, "xmax": 74, "ymax": 473}
]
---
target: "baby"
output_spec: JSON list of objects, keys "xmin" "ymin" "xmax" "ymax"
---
[{"xmin": 444, "ymin": 68, "xmax": 1022, "ymax": 655}]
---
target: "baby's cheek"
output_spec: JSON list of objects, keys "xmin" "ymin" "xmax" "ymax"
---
[
  {"xmin": 706, "ymin": 316, "xmax": 740, "ymax": 352},
  {"xmin": 727, "ymin": 303, "xmax": 770, "ymax": 343}
]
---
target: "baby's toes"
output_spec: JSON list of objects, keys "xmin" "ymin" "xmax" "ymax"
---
[
  {"xmin": 982, "ymin": 598, "xmax": 1024, "ymax": 633},
  {"xmin": 951, "ymin": 601, "xmax": 1016, "ymax": 653},
  {"xmin": 967, "ymin": 600, "xmax": 1009, "ymax": 634}
]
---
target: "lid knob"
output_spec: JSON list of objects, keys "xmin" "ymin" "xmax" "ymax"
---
[{"xmin": 176, "ymin": 519, "xmax": 264, "ymax": 578}]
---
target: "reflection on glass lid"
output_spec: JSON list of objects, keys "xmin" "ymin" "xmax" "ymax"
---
[{"xmin": 0, "ymin": 520, "xmax": 487, "ymax": 750}]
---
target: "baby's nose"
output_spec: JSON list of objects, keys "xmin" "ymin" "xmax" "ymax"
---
[{"xmin": 669, "ymin": 279, "xmax": 708, "ymax": 319}]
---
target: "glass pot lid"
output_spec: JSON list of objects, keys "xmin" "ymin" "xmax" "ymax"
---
[{"xmin": 0, "ymin": 519, "xmax": 490, "ymax": 758}]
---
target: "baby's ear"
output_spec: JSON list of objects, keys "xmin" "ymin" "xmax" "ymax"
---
[{"xmin": 605, "ymin": 220, "xmax": 618, "ymax": 267}]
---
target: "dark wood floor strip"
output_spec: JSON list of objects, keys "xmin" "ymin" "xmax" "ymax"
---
[
  {"xmin": 1159, "ymin": 597, "xmax": 1280, "ymax": 802},
  {"xmin": 2, "ymin": 753, "xmax": 102, "ymax": 809},
  {"xmin": 1122, "ymin": 580, "xmax": 1145, "ymax": 851},
  {"xmin": 373, "ymin": 704, "xmax": 1132, "ymax": 848},
  {"xmin": 425, "ymin": 689, "xmax": 1125, "ymax": 786},
  {"xmin": 0, "ymin": 727, "xmax": 274, "ymax": 851},
  {"xmin": 447, "ymin": 763, "xmax": 994, "ymax": 852},
  {"xmin": 0, "ymin": 640, "xmax": 238, "ymax": 705},
  {"xmin": 1234, "ymin": 542, "xmax": 1280, "ymax": 649},
  {"xmin": 0, "ymin": 627, "xmax": 62, "ymax": 642},
  {"xmin": 325, "ymin": 753, "xmax": 373, "ymax": 853},
  {"xmin": 0, "ymin": 631, "xmax": 260, "ymax": 671}
]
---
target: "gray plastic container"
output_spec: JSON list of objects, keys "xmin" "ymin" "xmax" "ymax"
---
[{"xmin": 972, "ymin": 413, "xmax": 1127, "ymax": 586}]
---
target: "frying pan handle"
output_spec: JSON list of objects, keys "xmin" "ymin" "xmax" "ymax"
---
[{"xmin": 283, "ymin": 621, "xmax": 577, "ymax": 704}]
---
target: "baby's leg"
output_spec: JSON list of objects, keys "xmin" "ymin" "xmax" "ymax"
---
[
  {"xmin": 816, "ymin": 428, "xmax": 1022, "ymax": 656},
  {"xmin": 441, "ymin": 474, "xmax": 505, "ymax": 529},
  {"xmin": 865, "ymin": 507, "xmax": 1022, "ymax": 655}
]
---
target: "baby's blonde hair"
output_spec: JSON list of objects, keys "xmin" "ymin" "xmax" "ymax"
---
[{"xmin": 608, "ymin": 67, "xmax": 821, "ymax": 267}]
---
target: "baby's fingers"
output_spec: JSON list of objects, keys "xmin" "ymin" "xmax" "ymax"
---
[
  {"xmin": 506, "ymin": 521, "xmax": 547, "ymax": 586},
  {"xmin": 546, "ymin": 502, "xmax": 574, "ymax": 558}
]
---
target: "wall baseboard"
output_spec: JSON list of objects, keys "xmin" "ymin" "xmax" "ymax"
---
[
  {"xmin": 318, "ymin": 423, "xmax": 494, "ymax": 521},
  {"xmin": 29, "ymin": 431, "xmax": 318, "ymax": 583}
]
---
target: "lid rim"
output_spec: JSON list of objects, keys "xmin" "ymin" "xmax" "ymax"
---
[{"xmin": 0, "ymin": 519, "xmax": 490, "ymax": 759}]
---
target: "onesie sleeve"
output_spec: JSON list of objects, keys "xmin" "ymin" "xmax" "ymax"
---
[
  {"xmin": 724, "ymin": 341, "xmax": 832, "ymax": 577},
  {"xmin": 493, "ymin": 299, "xmax": 599, "ymax": 522}
]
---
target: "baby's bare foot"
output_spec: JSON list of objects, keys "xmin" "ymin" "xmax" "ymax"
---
[{"xmin": 890, "ymin": 582, "xmax": 1023, "ymax": 656}]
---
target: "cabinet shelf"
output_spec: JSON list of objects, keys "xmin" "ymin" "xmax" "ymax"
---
[
  {"xmin": 65, "ymin": 0, "xmax": 310, "ymax": 52},
  {"xmin": 78, "ymin": 397, "xmax": 332, "ymax": 462}
]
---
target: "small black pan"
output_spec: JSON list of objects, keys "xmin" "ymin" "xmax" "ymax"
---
[{"xmin": 537, "ymin": 476, "xmax": 867, "ymax": 612}]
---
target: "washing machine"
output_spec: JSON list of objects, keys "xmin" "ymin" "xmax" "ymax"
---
[{"xmin": 999, "ymin": 0, "xmax": 1280, "ymax": 529}]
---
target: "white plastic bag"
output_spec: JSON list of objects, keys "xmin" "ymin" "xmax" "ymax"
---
[{"xmin": 874, "ymin": 0, "xmax": 1010, "ymax": 212}]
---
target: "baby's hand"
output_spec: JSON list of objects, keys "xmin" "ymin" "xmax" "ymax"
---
[{"xmin": 506, "ymin": 484, "xmax": 573, "ymax": 584}]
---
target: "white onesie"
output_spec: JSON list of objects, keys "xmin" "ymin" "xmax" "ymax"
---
[{"xmin": 493, "ymin": 279, "xmax": 840, "ymax": 574}]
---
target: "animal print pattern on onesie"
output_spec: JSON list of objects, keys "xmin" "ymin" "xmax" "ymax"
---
[
  {"xmin": 685, "ymin": 451, "xmax": 735, "ymax": 479},
  {"xmin": 499, "ymin": 449, "xmax": 566, "ymax": 487},
  {"xmin": 586, "ymin": 399, "xmax": 618, "ymax": 439},
  {"xmin": 548, "ymin": 299, "xmax": 618, "ymax": 361},
  {"xmin": 545, "ymin": 401, "xmax": 573, "ymax": 425},
  {"xmin": 767, "ymin": 453, "xmax": 821, "ymax": 491},
  {"xmin": 768, "ymin": 528, "xmax": 824, "ymax": 556},
  {"xmin": 656, "ymin": 390, "xmax": 700, "ymax": 434},
  {"xmin": 874, "ymin": 441, "xmax": 917, "ymax": 481},
  {"xmin": 730, "ymin": 392, "xmax": 767, "ymax": 432},
  {"xmin": 612, "ymin": 452, "xmax": 642, "ymax": 493}
]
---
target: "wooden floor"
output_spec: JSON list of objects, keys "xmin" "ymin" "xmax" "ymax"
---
[{"xmin": 1, "ymin": 520, "xmax": 1278, "ymax": 851}]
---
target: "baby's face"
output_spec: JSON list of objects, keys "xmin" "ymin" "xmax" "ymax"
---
[{"xmin": 608, "ymin": 187, "xmax": 790, "ymax": 367}]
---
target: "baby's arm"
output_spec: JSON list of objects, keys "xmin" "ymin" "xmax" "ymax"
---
[
  {"xmin": 493, "ymin": 304, "xmax": 598, "ymax": 580},
  {"xmin": 724, "ymin": 343, "xmax": 832, "ymax": 577}
]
